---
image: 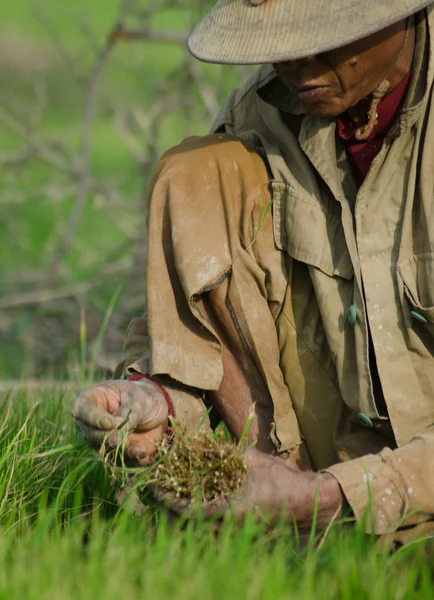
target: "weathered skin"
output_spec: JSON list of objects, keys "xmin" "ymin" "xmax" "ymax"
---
[
  {"xmin": 273, "ymin": 19, "xmax": 415, "ymax": 120},
  {"xmin": 72, "ymin": 379, "xmax": 168, "ymax": 464}
]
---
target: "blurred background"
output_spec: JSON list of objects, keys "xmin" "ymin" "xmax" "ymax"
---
[{"xmin": 0, "ymin": 0, "xmax": 251, "ymax": 382}]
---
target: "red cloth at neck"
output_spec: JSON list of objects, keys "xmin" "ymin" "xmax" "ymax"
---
[{"xmin": 336, "ymin": 73, "xmax": 411, "ymax": 188}]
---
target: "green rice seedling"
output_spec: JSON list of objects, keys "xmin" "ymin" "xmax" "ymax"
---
[
  {"xmin": 2, "ymin": 385, "xmax": 434, "ymax": 600},
  {"xmin": 0, "ymin": 387, "xmax": 116, "ymax": 531}
]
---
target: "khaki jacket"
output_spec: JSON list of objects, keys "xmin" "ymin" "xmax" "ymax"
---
[{"xmin": 117, "ymin": 8, "xmax": 434, "ymax": 537}]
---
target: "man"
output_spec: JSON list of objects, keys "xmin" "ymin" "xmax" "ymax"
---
[{"xmin": 73, "ymin": 0, "xmax": 434, "ymax": 541}]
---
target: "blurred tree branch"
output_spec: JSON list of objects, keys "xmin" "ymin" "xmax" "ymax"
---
[
  {"xmin": 110, "ymin": 26, "xmax": 188, "ymax": 45},
  {"xmin": 0, "ymin": 0, "xmax": 248, "ymax": 376},
  {"xmin": 45, "ymin": 0, "xmax": 131, "ymax": 285}
]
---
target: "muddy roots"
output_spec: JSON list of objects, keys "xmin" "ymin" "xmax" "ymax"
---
[{"xmin": 153, "ymin": 432, "xmax": 247, "ymax": 504}]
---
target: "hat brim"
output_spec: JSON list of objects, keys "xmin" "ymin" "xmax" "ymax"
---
[{"xmin": 188, "ymin": 0, "xmax": 432, "ymax": 65}]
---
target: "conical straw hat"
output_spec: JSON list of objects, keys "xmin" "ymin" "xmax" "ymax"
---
[{"xmin": 188, "ymin": 0, "xmax": 432, "ymax": 64}]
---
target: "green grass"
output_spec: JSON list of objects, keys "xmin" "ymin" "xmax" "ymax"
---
[{"xmin": 0, "ymin": 387, "xmax": 433, "ymax": 599}]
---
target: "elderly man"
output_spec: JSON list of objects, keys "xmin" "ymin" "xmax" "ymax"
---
[{"xmin": 73, "ymin": 0, "xmax": 434, "ymax": 541}]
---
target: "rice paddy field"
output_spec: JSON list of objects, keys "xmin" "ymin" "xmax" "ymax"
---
[
  {"xmin": 1, "ymin": 2, "xmax": 434, "ymax": 598},
  {"xmin": 1, "ymin": 386, "xmax": 434, "ymax": 599}
]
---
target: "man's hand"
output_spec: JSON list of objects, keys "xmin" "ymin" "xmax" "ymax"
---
[
  {"xmin": 72, "ymin": 379, "xmax": 169, "ymax": 464},
  {"xmin": 154, "ymin": 448, "xmax": 343, "ymax": 529},
  {"xmin": 227, "ymin": 449, "xmax": 344, "ymax": 528}
]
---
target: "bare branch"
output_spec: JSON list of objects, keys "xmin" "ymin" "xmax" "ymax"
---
[
  {"xmin": 45, "ymin": 2, "xmax": 132, "ymax": 284},
  {"xmin": 0, "ymin": 0, "xmax": 247, "ymax": 376},
  {"xmin": 187, "ymin": 55, "xmax": 220, "ymax": 119},
  {"xmin": 0, "ymin": 148, "xmax": 36, "ymax": 167},
  {"xmin": 0, "ymin": 106, "xmax": 68, "ymax": 172},
  {"xmin": 0, "ymin": 254, "xmax": 130, "ymax": 310},
  {"xmin": 110, "ymin": 26, "xmax": 188, "ymax": 45}
]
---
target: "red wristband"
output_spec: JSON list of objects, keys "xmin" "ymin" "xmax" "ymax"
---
[{"xmin": 128, "ymin": 373, "xmax": 175, "ymax": 420}]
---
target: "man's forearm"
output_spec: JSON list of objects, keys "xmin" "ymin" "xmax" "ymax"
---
[
  {"xmin": 287, "ymin": 472, "xmax": 344, "ymax": 529},
  {"xmin": 314, "ymin": 473, "xmax": 345, "ymax": 527}
]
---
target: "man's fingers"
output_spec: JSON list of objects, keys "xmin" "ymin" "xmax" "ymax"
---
[
  {"xmin": 72, "ymin": 380, "xmax": 168, "ymax": 438},
  {"xmin": 104, "ymin": 431, "xmax": 150, "ymax": 460},
  {"xmin": 104, "ymin": 428, "xmax": 164, "ymax": 460},
  {"xmin": 149, "ymin": 484, "xmax": 192, "ymax": 515},
  {"xmin": 112, "ymin": 405, "xmax": 133, "ymax": 429},
  {"xmin": 127, "ymin": 440, "xmax": 151, "ymax": 464},
  {"xmin": 112, "ymin": 397, "xmax": 169, "ymax": 433},
  {"xmin": 76, "ymin": 418, "xmax": 157, "ymax": 464},
  {"xmin": 127, "ymin": 430, "xmax": 164, "ymax": 462},
  {"xmin": 109, "ymin": 403, "xmax": 146, "ymax": 433},
  {"xmin": 72, "ymin": 394, "xmax": 118, "ymax": 430},
  {"xmin": 73, "ymin": 380, "xmax": 168, "ymax": 465}
]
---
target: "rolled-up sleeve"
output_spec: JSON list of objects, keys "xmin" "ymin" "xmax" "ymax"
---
[{"xmin": 326, "ymin": 427, "xmax": 434, "ymax": 534}]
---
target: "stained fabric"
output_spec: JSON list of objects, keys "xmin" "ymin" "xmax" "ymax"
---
[{"xmin": 116, "ymin": 9, "xmax": 434, "ymax": 538}]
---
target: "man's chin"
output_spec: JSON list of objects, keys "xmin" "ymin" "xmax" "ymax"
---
[{"xmin": 302, "ymin": 102, "xmax": 346, "ymax": 119}]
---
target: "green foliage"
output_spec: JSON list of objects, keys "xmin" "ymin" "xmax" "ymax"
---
[
  {"xmin": 1, "ymin": 388, "xmax": 434, "ymax": 599},
  {"xmin": 0, "ymin": 389, "xmax": 116, "ymax": 531},
  {"xmin": 0, "ymin": 0, "xmax": 245, "ymax": 378}
]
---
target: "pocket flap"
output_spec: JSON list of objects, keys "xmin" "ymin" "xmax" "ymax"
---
[
  {"xmin": 398, "ymin": 252, "xmax": 434, "ymax": 323},
  {"xmin": 272, "ymin": 182, "xmax": 353, "ymax": 280}
]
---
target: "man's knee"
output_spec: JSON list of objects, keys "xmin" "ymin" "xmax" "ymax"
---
[
  {"xmin": 146, "ymin": 133, "xmax": 276, "ymax": 306},
  {"xmin": 156, "ymin": 133, "xmax": 269, "ymax": 191},
  {"xmin": 150, "ymin": 134, "xmax": 271, "ymax": 252}
]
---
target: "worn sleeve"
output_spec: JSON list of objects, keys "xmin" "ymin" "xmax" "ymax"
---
[
  {"xmin": 326, "ymin": 427, "xmax": 434, "ymax": 534},
  {"xmin": 114, "ymin": 316, "xmax": 211, "ymax": 436}
]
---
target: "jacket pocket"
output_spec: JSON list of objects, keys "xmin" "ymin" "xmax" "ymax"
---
[
  {"xmin": 398, "ymin": 252, "xmax": 434, "ymax": 327},
  {"xmin": 272, "ymin": 181, "xmax": 353, "ymax": 280}
]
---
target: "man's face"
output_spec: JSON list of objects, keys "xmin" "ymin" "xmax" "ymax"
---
[{"xmin": 273, "ymin": 20, "xmax": 409, "ymax": 118}]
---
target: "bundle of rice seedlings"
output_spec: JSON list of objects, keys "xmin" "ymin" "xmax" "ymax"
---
[
  {"xmin": 152, "ymin": 432, "xmax": 247, "ymax": 505},
  {"xmin": 103, "ymin": 421, "xmax": 250, "ymax": 516}
]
